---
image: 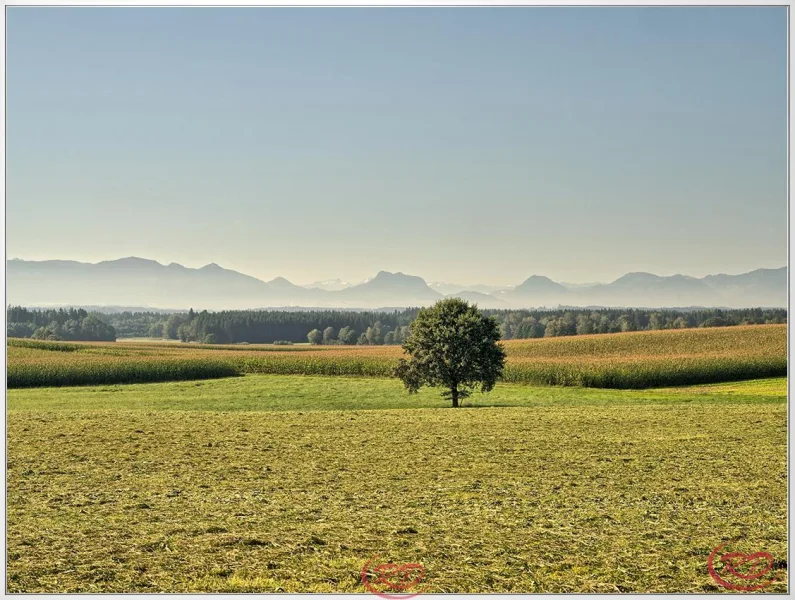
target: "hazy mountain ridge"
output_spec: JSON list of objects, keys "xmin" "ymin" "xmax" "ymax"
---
[
  {"xmin": 336, "ymin": 271, "xmax": 443, "ymax": 308},
  {"xmin": 305, "ymin": 279, "xmax": 353, "ymax": 291},
  {"xmin": 444, "ymin": 290, "xmax": 509, "ymax": 309},
  {"xmin": 6, "ymin": 258, "xmax": 787, "ymax": 310},
  {"xmin": 428, "ymin": 281, "xmax": 513, "ymax": 296}
]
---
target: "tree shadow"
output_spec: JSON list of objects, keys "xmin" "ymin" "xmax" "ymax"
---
[{"xmin": 453, "ymin": 402, "xmax": 516, "ymax": 409}]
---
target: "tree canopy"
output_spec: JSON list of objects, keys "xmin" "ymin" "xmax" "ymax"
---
[
  {"xmin": 394, "ymin": 298, "xmax": 506, "ymax": 407},
  {"xmin": 6, "ymin": 307, "xmax": 116, "ymax": 341}
]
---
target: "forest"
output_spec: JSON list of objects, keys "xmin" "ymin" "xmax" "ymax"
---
[
  {"xmin": 6, "ymin": 306, "xmax": 787, "ymax": 344},
  {"xmin": 6, "ymin": 306, "xmax": 117, "ymax": 341}
]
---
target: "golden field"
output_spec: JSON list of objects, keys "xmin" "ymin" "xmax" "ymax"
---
[{"xmin": 7, "ymin": 324, "xmax": 787, "ymax": 389}]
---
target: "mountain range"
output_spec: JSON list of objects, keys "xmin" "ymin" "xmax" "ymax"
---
[{"xmin": 6, "ymin": 257, "xmax": 787, "ymax": 311}]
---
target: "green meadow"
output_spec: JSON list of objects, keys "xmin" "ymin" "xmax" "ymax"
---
[{"xmin": 7, "ymin": 375, "xmax": 787, "ymax": 593}]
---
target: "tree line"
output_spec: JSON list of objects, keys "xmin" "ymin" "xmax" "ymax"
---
[
  {"xmin": 7, "ymin": 306, "xmax": 787, "ymax": 344},
  {"xmin": 306, "ymin": 321, "xmax": 411, "ymax": 345},
  {"xmin": 6, "ymin": 306, "xmax": 117, "ymax": 341},
  {"xmin": 306, "ymin": 307, "xmax": 787, "ymax": 345},
  {"xmin": 142, "ymin": 309, "xmax": 418, "ymax": 344},
  {"xmin": 486, "ymin": 307, "xmax": 788, "ymax": 339}
]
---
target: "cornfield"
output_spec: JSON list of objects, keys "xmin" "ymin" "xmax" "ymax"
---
[{"xmin": 7, "ymin": 324, "xmax": 786, "ymax": 389}]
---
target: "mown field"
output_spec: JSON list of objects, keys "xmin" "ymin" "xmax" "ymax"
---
[
  {"xmin": 7, "ymin": 324, "xmax": 787, "ymax": 389},
  {"xmin": 6, "ymin": 376, "xmax": 787, "ymax": 593}
]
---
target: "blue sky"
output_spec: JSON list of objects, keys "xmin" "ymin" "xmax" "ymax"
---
[{"xmin": 6, "ymin": 7, "xmax": 787, "ymax": 285}]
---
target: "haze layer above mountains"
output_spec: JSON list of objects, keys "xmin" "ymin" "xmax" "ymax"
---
[{"xmin": 7, "ymin": 258, "xmax": 787, "ymax": 311}]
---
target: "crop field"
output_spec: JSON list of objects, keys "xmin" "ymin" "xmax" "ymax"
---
[
  {"xmin": 7, "ymin": 324, "xmax": 787, "ymax": 389},
  {"xmin": 6, "ymin": 375, "xmax": 788, "ymax": 593}
]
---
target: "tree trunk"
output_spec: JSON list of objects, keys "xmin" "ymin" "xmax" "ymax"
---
[{"xmin": 451, "ymin": 386, "xmax": 459, "ymax": 408}]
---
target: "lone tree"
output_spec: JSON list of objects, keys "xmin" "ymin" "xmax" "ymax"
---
[{"xmin": 394, "ymin": 298, "xmax": 506, "ymax": 407}]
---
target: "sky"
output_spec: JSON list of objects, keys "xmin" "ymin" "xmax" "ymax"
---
[{"xmin": 6, "ymin": 7, "xmax": 788, "ymax": 286}]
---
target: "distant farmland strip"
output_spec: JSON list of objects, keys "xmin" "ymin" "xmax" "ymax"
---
[
  {"xmin": 7, "ymin": 353, "xmax": 237, "ymax": 388},
  {"xmin": 7, "ymin": 325, "xmax": 786, "ymax": 389}
]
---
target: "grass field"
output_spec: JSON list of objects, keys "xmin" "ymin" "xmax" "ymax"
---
[
  {"xmin": 7, "ymin": 324, "xmax": 787, "ymax": 389},
  {"xmin": 6, "ymin": 375, "xmax": 787, "ymax": 593}
]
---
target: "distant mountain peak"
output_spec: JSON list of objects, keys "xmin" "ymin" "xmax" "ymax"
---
[
  {"xmin": 514, "ymin": 274, "xmax": 568, "ymax": 293},
  {"xmin": 337, "ymin": 270, "xmax": 442, "ymax": 306},
  {"xmin": 367, "ymin": 271, "xmax": 429, "ymax": 286},
  {"xmin": 617, "ymin": 271, "xmax": 657, "ymax": 279},
  {"xmin": 116, "ymin": 256, "xmax": 155, "ymax": 263},
  {"xmin": 523, "ymin": 275, "xmax": 557, "ymax": 283},
  {"xmin": 374, "ymin": 270, "xmax": 399, "ymax": 279},
  {"xmin": 611, "ymin": 272, "xmax": 663, "ymax": 284},
  {"xmin": 267, "ymin": 276, "xmax": 300, "ymax": 290},
  {"xmin": 98, "ymin": 256, "xmax": 163, "ymax": 269}
]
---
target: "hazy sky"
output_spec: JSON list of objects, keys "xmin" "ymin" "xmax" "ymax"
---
[{"xmin": 7, "ymin": 7, "xmax": 787, "ymax": 286}]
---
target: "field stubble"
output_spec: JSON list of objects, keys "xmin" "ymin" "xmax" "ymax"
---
[{"xmin": 6, "ymin": 389, "xmax": 786, "ymax": 593}]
